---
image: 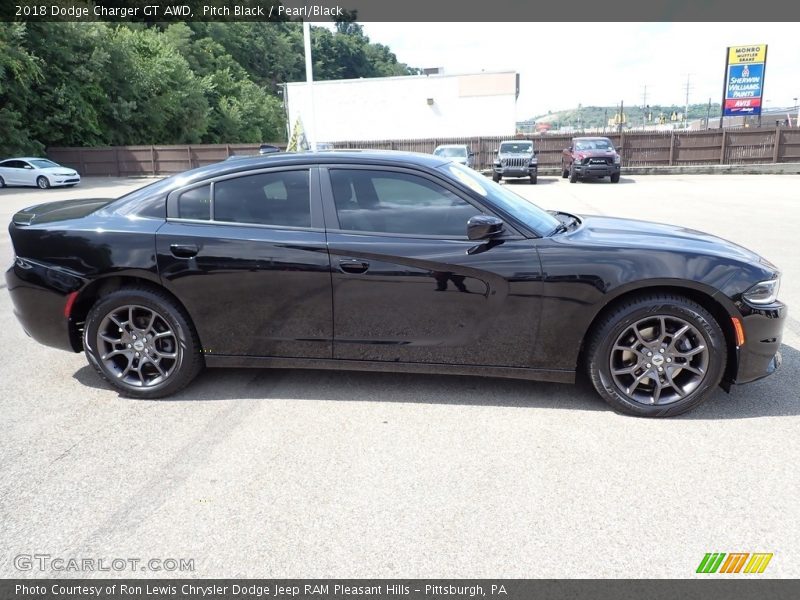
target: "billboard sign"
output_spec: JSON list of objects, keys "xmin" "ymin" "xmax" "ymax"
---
[{"xmin": 723, "ymin": 44, "xmax": 768, "ymax": 116}]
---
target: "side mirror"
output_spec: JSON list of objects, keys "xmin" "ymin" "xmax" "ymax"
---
[
  {"xmin": 566, "ymin": 146, "xmax": 573, "ymax": 152},
  {"xmin": 493, "ymin": 149, "xmax": 498, "ymax": 154},
  {"xmin": 468, "ymin": 151, "xmax": 475, "ymax": 157},
  {"xmin": 533, "ymin": 149, "xmax": 539, "ymax": 156},
  {"xmin": 467, "ymin": 215, "xmax": 504, "ymax": 240}
]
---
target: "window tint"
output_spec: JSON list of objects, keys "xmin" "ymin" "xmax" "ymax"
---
[
  {"xmin": 177, "ymin": 185, "xmax": 211, "ymax": 220},
  {"xmin": 213, "ymin": 170, "xmax": 311, "ymax": 228},
  {"xmin": 330, "ymin": 170, "xmax": 481, "ymax": 237}
]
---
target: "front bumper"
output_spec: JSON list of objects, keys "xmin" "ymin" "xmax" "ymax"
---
[
  {"xmin": 733, "ymin": 300, "xmax": 787, "ymax": 384},
  {"xmin": 573, "ymin": 162, "xmax": 620, "ymax": 178},
  {"xmin": 52, "ymin": 176, "xmax": 81, "ymax": 186},
  {"xmin": 494, "ymin": 164, "xmax": 537, "ymax": 178}
]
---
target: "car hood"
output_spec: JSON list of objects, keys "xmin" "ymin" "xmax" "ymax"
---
[
  {"xmin": 41, "ymin": 166, "xmax": 78, "ymax": 175},
  {"xmin": 12, "ymin": 198, "xmax": 115, "ymax": 225},
  {"xmin": 569, "ymin": 215, "xmax": 769, "ymax": 266}
]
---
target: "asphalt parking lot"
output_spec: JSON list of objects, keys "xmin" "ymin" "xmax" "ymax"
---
[{"xmin": 1, "ymin": 174, "xmax": 798, "ymax": 578}]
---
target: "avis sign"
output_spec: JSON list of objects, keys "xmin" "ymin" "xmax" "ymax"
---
[{"xmin": 723, "ymin": 44, "xmax": 768, "ymax": 116}]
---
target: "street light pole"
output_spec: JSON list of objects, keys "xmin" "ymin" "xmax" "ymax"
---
[
  {"xmin": 795, "ymin": 97, "xmax": 799, "ymax": 127},
  {"xmin": 302, "ymin": 21, "xmax": 317, "ymax": 151}
]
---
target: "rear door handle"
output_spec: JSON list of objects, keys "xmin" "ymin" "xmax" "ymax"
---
[
  {"xmin": 170, "ymin": 243, "xmax": 199, "ymax": 258},
  {"xmin": 338, "ymin": 259, "xmax": 370, "ymax": 274}
]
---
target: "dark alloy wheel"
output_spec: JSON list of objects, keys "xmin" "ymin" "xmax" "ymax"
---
[
  {"xmin": 37, "ymin": 176, "xmax": 50, "ymax": 189},
  {"xmin": 84, "ymin": 288, "xmax": 203, "ymax": 398},
  {"xmin": 587, "ymin": 293, "xmax": 726, "ymax": 417}
]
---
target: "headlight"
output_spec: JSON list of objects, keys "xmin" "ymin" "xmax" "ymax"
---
[
  {"xmin": 614, "ymin": 154, "xmax": 621, "ymax": 164},
  {"xmin": 529, "ymin": 158, "xmax": 538, "ymax": 165},
  {"xmin": 743, "ymin": 278, "xmax": 780, "ymax": 305}
]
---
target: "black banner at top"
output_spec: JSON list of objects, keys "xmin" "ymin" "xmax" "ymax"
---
[
  {"xmin": 3, "ymin": 0, "xmax": 800, "ymax": 22},
  {"xmin": 2, "ymin": 579, "xmax": 800, "ymax": 600}
]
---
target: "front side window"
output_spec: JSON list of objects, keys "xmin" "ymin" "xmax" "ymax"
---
[
  {"xmin": 330, "ymin": 169, "xmax": 481, "ymax": 237},
  {"xmin": 213, "ymin": 170, "xmax": 310, "ymax": 228},
  {"xmin": 30, "ymin": 159, "xmax": 59, "ymax": 169}
]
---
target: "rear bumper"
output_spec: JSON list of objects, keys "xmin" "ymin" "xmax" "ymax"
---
[
  {"xmin": 733, "ymin": 300, "xmax": 787, "ymax": 384},
  {"xmin": 6, "ymin": 260, "xmax": 85, "ymax": 352}
]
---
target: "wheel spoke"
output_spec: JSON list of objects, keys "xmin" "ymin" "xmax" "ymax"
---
[
  {"xmin": 665, "ymin": 368, "xmax": 686, "ymax": 397},
  {"xmin": 627, "ymin": 370, "xmax": 650, "ymax": 394},
  {"xmin": 99, "ymin": 332, "xmax": 122, "ymax": 344},
  {"xmin": 676, "ymin": 344, "xmax": 705, "ymax": 357},
  {"xmin": 101, "ymin": 349, "xmax": 128, "ymax": 361}
]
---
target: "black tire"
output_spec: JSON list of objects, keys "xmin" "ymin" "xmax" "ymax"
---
[
  {"xmin": 610, "ymin": 172, "xmax": 621, "ymax": 183},
  {"xmin": 530, "ymin": 175, "xmax": 537, "ymax": 185},
  {"xmin": 569, "ymin": 166, "xmax": 578, "ymax": 183},
  {"xmin": 37, "ymin": 176, "xmax": 50, "ymax": 189},
  {"xmin": 0, "ymin": 175, "xmax": 5, "ymax": 188},
  {"xmin": 561, "ymin": 167, "xmax": 569, "ymax": 179},
  {"xmin": 492, "ymin": 172, "xmax": 501, "ymax": 183},
  {"xmin": 83, "ymin": 287, "xmax": 204, "ymax": 399},
  {"xmin": 586, "ymin": 293, "xmax": 726, "ymax": 417}
]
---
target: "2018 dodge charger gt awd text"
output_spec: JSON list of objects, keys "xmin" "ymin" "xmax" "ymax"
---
[{"xmin": 5, "ymin": 152, "xmax": 786, "ymax": 416}]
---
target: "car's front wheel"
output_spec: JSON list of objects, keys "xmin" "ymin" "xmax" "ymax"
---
[
  {"xmin": 610, "ymin": 172, "xmax": 621, "ymax": 183},
  {"xmin": 37, "ymin": 176, "xmax": 51, "ymax": 189},
  {"xmin": 492, "ymin": 172, "xmax": 501, "ymax": 183},
  {"xmin": 83, "ymin": 288, "xmax": 204, "ymax": 399},
  {"xmin": 530, "ymin": 175, "xmax": 537, "ymax": 184},
  {"xmin": 0, "ymin": 175, "xmax": 5, "ymax": 188},
  {"xmin": 586, "ymin": 293, "xmax": 726, "ymax": 417},
  {"xmin": 569, "ymin": 166, "xmax": 578, "ymax": 183}
]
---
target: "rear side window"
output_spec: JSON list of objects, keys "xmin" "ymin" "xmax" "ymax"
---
[
  {"xmin": 177, "ymin": 185, "xmax": 211, "ymax": 220},
  {"xmin": 213, "ymin": 170, "xmax": 311, "ymax": 228},
  {"xmin": 330, "ymin": 169, "xmax": 481, "ymax": 237}
]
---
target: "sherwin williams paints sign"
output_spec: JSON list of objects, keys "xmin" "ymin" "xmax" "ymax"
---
[{"xmin": 723, "ymin": 44, "xmax": 768, "ymax": 116}]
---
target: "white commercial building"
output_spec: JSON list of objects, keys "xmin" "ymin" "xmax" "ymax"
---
[{"xmin": 285, "ymin": 70, "xmax": 520, "ymax": 143}]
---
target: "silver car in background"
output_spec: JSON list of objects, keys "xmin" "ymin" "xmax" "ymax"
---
[
  {"xmin": 433, "ymin": 144, "xmax": 475, "ymax": 168},
  {"xmin": 0, "ymin": 157, "xmax": 81, "ymax": 189}
]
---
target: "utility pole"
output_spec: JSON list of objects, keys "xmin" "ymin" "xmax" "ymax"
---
[
  {"xmin": 705, "ymin": 98, "xmax": 711, "ymax": 130},
  {"xmin": 302, "ymin": 21, "xmax": 317, "ymax": 151},
  {"xmin": 795, "ymin": 97, "xmax": 799, "ymax": 128},
  {"xmin": 642, "ymin": 84, "xmax": 648, "ymax": 129},
  {"xmin": 683, "ymin": 74, "xmax": 692, "ymax": 129},
  {"xmin": 618, "ymin": 100, "xmax": 624, "ymax": 133}
]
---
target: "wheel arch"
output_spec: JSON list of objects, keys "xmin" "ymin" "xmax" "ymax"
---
[
  {"xmin": 577, "ymin": 283, "xmax": 739, "ymax": 387},
  {"xmin": 68, "ymin": 274, "xmax": 201, "ymax": 352}
]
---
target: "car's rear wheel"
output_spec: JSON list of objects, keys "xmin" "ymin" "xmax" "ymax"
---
[
  {"xmin": 610, "ymin": 172, "xmax": 621, "ymax": 183},
  {"xmin": 569, "ymin": 166, "xmax": 578, "ymax": 183},
  {"xmin": 0, "ymin": 176, "xmax": 5, "ymax": 188},
  {"xmin": 37, "ymin": 176, "xmax": 50, "ymax": 189},
  {"xmin": 83, "ymin": 288, "xmax": 204, "ymax": 399},
  {"xmin": 586, "ymin": 293, "xmax": 726, "ymax": 417}
]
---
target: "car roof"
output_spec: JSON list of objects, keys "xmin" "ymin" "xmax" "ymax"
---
[
  {"xmin": 434, "ymin": 144, "xmax": 468, "ymax": 148},
  {"xmin": 1, "ymin": 157, "xmax": 50, "ymax": 162},
  {"xmin": 573, "ymin": 137, "xmax": 612, "ymax": 141}
]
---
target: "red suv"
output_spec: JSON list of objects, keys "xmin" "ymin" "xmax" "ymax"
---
[{"xmin": 562, "ymin": 137, "xmax": 621, "ymax": 183}]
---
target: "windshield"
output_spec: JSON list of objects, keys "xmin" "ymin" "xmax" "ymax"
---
[
  {"xmin": 499, "ymin": 142, "xmax": 533, "ymax": 154},
  {"xmin": 30, "ymin": 159, "xmax": 60, "ymax": 169},
  {"xmin": 434, "ymin": 146, "xmax": 468, "ymax": 158},
  {"xmin": 442, "ymin": 162, "xmax": 560, "ymax": 236},
  {"xmin": 574, "ymin": 139, "xmax": 614, "ymax": 151}
]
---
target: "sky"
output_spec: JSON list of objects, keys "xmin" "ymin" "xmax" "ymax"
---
[{"xmin": 357, "ymin": 23, "xmax": 800, "ymax": 120}]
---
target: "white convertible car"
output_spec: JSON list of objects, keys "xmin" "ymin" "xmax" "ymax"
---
[{"xmin": 0, "ymin": 157, "xmax": 81, "ymax": 189}]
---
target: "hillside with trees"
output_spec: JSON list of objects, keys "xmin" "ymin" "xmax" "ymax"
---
[
  {"xmin": 0, "ymin": 20, "xmax": 416, "ymax": 155},
  {"xmin": 527, "ymin": 103, "xmax": 724, "ymax": 130}
]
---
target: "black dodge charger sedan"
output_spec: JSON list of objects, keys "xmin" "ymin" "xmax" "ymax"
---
[{"xmin": 6, "ymin": 152, "xmax": 786, "ymax": 416}]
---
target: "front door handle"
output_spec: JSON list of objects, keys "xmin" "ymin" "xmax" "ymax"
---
[
  {"xmin": 170, "ymin": 243, "xmax": 199, "ymax": 258},
  {"xmin": 338, "ymin": 259, "xmax": 370, "ymax": 274}
]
